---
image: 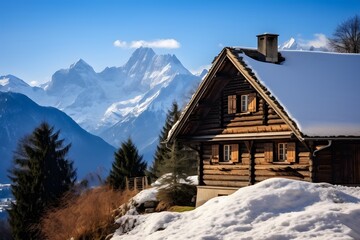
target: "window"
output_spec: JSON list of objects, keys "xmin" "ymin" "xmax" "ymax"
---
[
  {"xmin": 228, "ymin": 93, "xmax": 256, "ymax": 114},
  {"xmin": 224, "ymin": 145, "xmax": 232, "ymax": 162},
  {"xmin": 276, "ymin": 142, "xmax": 296, "ymax": 163},
  {"xmin": 265, "ymin": 142, "xmax": 296, "ymax": 163},
  {"xmin": 278, "ymin": 143, "xmax": 287, "ymax": 162},
  {"xmin": 211, "ymin": 144, "xmax": 239, "ymax": 163},
  {"xmin": 241, "ymin": 95, "xmax": 248, "ymax": 112}
]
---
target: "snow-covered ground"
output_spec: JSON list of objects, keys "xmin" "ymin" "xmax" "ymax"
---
[{"xmin": 112, "ymin": 178, "xmax": 360, "ymax": 240}]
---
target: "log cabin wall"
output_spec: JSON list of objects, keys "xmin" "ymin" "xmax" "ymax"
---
[
  {"xmin": 313, "ymin": 141, "xmax": 332, "ymax": 183},
  {"xmin": 194, "ymin": 74, "xmax": 291, "ymax": 136},
  {"xmin": 252, "ymin": 141, "xmax": 311, "ymax": 183},
  {"xmin": 314, "ymin": 141, "xmax": 360, "ymax": 185},
  {"xmin": 200, "ymin": 139, "xmax": 312, "ymax": 189},
  {"xmin": 201, "ymin": 142, "xmax": 250, "ymax": 188}
]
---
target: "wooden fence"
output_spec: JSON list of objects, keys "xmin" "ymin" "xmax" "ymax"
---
[{"xmin": 125, "ymin": 176, "xmax": 149, "ymax": 191}]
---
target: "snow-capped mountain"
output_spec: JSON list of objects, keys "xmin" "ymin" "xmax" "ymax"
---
[
  {"xmin": 0, "ymin": 48, "xmax": 203, "ymax": 163},
  {"xmin": 279, "ymin": 38, "xmax": 300, "ymax": 50},
  {"xmin": 99, "ymin": 73, "xmax": 200, "ymax": 158},
  {"xmin": 0, "ymin": 75, "xmax": 45, "ymax": 103},
  {"xmin": 0, "ymin": 91, "xmax": 116, "ymax": 183},
  {"xmin": 279, "ymin": 37, "xmax": 329, "ymax": 52}
]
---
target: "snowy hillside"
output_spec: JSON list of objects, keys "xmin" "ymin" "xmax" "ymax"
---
[
  {"xmin": 0, "ymin": 92, "xmax": 116, "ymax": 183},
  {"xmin": 0, "ymin": 47, "xmax": 202, "ymax": 162},
  {"xmin": 112, "ymin": 178, "xmax": 360, "ymax": 240}
]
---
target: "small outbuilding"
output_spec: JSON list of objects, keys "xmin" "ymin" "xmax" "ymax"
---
[{"xmin": 168, "ymin": 33, "xmax": 360, "ymax": 206}]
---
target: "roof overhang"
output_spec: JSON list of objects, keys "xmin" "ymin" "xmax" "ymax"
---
[
  {"xmin": 303, "ymin": 136, "xmax": 360, "ymax": 141},
  {"xmin": 179, "ymin": 131, "xmax": 294, "ymax": 142}
]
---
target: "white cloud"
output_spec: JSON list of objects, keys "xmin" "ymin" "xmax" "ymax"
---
[
  {"xmin": 113, "ymin": 40, "xmax": 127, "ymax": 47},
  {"xmin": 299, "ymin": 33, "xmax": 329, "ymax": 48},
  {"xmin": 113, "ymin": 39, "xmax": 180, "ymax": 49}
]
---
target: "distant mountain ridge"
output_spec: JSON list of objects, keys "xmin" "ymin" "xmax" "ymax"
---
[
  {"xmin": 0, "ymin": 47, "xmax": 203, "ymax": 162},
  {"xmin": 279, "ymin": 37, "xmax": 329, "ymax": 52},
  {"xmin": 0, "ymin": 91, "xmax": 116, "ymax": 183}
]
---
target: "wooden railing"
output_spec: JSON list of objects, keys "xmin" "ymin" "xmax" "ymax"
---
[{"xmin": 125, "ymin": 176, "xmax": 149, "ymax": 191}]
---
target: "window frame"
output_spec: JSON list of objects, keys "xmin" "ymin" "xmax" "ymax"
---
[
  {"xmin": 240, "ymin": 95, "xmax": 249, "ymax": 113},
  {"xmin": 277, "ymin": 143, "xmax": 288, "ymax": 162},
  {"xmin": 223, "ymin": 144, "xmax": 232, "ymax": 162}
]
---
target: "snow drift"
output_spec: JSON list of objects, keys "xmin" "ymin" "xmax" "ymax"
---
[{"xmin": 112, "ymin": 178, "xmax": 360, "ymax": 240}]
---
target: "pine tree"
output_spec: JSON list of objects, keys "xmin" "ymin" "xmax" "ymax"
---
[
  {"xmin": 108, "ymin": 138, "xmax": 147, "ymax": 190},
  {"xmin": 149, "ymin": 102, "xmax": 181, "ymax": 179},
  {"xmin": 158, "ymin": 141, "xmax": 196, "ymax": 185},
  {"xmin": 8, "ymin": 122, "xmax": 76, "ymax": 240},
  {"xmin": 156, "ymin": 141, "xmax": 198, "ymax": 206}
]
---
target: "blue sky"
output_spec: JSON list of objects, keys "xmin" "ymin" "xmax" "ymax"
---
[{"xmin": 1, "ymin": 0, "xmax": 359, "ymax": 85}]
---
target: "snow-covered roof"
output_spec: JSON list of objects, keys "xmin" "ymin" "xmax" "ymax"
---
[{"xmin": 240, "ymin": 50, "xmax": 360, "ymax": 137}]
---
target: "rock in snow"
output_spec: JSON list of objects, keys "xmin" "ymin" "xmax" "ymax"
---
[{"xmin": 112, "ymin": 178, "xmax": 360, "ymax": 240}]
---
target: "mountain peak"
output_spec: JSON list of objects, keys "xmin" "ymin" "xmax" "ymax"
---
[
  {"xmin": 279, "ymin": 37, "xmax": 329, "ymax": 52},
  {"xmin": 128, "ymin": 47, "xmax": 156, "ymax": 63},
  {"xmin": 70, "ymin": 59, "xmax": 93, "ymax": 71},
  {"xmin": 0, "ymin": 74, "xmax": 30, "ymax": 88},
  {"xmin": 279, "ymin": 37, "xmax": 299, "ymax": 50}
]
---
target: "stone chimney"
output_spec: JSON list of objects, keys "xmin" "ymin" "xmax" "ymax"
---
[{"xmin": 257, "ymin": 33, "xmax": 279, "ymax": 63}]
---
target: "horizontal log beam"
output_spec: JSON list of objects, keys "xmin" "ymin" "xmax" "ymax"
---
[
  {"xmin": 204, "ymin": 180, "xmax": 249, "ymax": 188},
  {"xmin": 203, "ymin": 175, "xmax": 249, "ymax": 181},
  {"xmin": 204, "ymin": 169, "xmax": 249, "ymax": 176}
]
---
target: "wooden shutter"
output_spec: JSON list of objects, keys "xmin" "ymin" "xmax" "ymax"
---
[
  {"xmin": 287, "ymin": 142, "xmax": 296, "ymax": 163},
  {"xmin": 211, "ymin": 145, "xmax": 219, "ymax": 163},
  {"xmin": 248, "ymin": 93, "xmax": 257, "ymax": 112},
  {"xmin": 231, "ymin": 144, "xmax": 239, "ymax": 163},
  {"xmin": 228, "ymin": 95, "xmax": 237, "ymax": 114},
  {"xmin": 264, "ymin": 143, "xmax": 273, "ymax": 163}
]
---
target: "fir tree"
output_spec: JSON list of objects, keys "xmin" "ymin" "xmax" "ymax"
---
[
  {"xmin": 156, "ymin": 141, "xmax": 198, "ymax": 206},
  {"xmin": 8, "ymin": 122, "xmax": 76, "ymax": 240},
  {"xmin": 158, "ymin": 142, "xmax": 197, "ymax": 185},
  {"xmin": 108, "ymin": 138, "xmax": 147, "ymax": 190},
  {"xmin": 149, "ymin": 102, "xmax": 181, "ymax": 179}
]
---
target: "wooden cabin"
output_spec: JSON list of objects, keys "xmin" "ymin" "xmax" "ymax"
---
[{"xmin": 167, "ymin": 33, "xmax": 360, "ymax": 207}]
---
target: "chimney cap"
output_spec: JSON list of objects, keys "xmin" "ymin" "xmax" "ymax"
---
[{"xmin": 256, "ymin": 33, "xmax": 279, "ymax": 37}]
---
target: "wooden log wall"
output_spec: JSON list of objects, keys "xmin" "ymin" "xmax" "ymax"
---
[
  {"xmin": 252, "ymin": 142, "xmax": 311, "ymax": 183},
  {"xmin": 201, "ymin": 143, "xmax": 250, "ymax": 188},
  {"xmin": 201, "ymin": 141, "xmax": 312, "ymax": 188},
  {"xmin": 314, "ymin": 147, "xmax": 332, "ymax": 183},
  {"xmin": 194, "ymin": 75, "xmax": 291, "ymax": 136}
]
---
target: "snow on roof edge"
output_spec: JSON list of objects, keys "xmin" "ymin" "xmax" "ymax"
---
[{"xmin": 238, "ymin": 52, "xmax": 304, "ymax": 135}]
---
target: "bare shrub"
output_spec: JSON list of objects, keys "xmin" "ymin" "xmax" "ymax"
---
[
  {"xmin": 157, "ymin": 183, "xmax": 196, "ymax": 208},
  {"xmin": 40, "ymin": 186, "xmax": 136, "ymax": 240}
]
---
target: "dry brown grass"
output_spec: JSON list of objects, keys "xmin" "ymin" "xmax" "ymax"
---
[{"xmin": 40, "ymin": 186, "xmax": 137, "ymax": 240}]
